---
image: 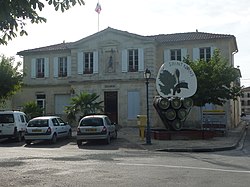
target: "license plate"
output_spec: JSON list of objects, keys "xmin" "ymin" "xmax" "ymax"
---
[
  {"xmin": 32, "ymin": 129, "xmax": 42, "ymax": 132},
  {"xmin": 86, "ymin": 128, "xmax": 96, "ymax": 132}
]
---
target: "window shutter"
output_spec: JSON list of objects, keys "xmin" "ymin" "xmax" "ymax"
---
[
  {"xmin": 163, "ymin": 49, "xmax": 170, "ymax": 63},
  {"xmin": 77, "ymin": 52, "xmax": 83, "ymax": 74},
  {"xmin": 138, "ymin": 48, "xmax": 144, "ymax": 72},
  {"xmin": 31, "ymin": 58, "xmax": 36, "ymax": 78},
  {"xmin": 181, "ymin": 48, "xmax": 187, "ymax": 61},
  {"xmin": 211, "ymin": 47, "xmax": 216, "ymax": 57},
  {"xmin": 93, "ymin": 51, "xmax": 98, "ymax": 73},
  {"xmin": 53, "ymin": 57, "xmax": 58, "ymax": 78},
  {"xmin": 122, "ymin": 49, "xmax": 128, "ymax": 72},
  {"xmin": 44, "ymin": 58, "xmax": 49, "ymax": 78},
  {"xmin": 127, "ymin": 91, "xmax": 140, "ymax": 119},
  {"xmin": 67, "ymin": 56, "xmax": 71, "ymax": 77},
  {"xmin": 193, "ymin": 48, "xmax": 199, "ymax": 61}
]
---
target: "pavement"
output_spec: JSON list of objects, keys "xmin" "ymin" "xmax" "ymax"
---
[{"xmin": 118, "ymin": 120, "xmax": 249, "ymax": 152}]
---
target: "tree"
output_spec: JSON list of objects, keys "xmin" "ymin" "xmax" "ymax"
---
[
  {"xmin": 0, "ymin": 55, "xmax": 23, "ymax": 106},
  {"xmin": 65, "ymin": 92, "xmax": 104, "ymax": 122},
  {"xmin": 0, "ymin": 0, "xmax": 85, "ymax": 45},
  {"xmin": 184, "ymin": 49, "xmax": 242, "ymax": 107},
  {"xmin": 22, "ymin": 101, "xmax": 44, "ymax": 120}
]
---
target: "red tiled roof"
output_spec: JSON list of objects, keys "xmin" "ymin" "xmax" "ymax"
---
[
  {"xmin": 17, "ymin": 28, "xmax": 236, "ymax": 55},
  {"xmin": 147, "ymin": 32, "xmax": 235, "ymax": 43},
  {"xmin": 17, "ymin": 42, "xmax": 73, "ymax": 55}
]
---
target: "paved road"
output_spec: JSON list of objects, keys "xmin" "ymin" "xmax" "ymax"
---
[{"xmin": 0, "ymin": 132, "xmax": 250, "ymax": 187}]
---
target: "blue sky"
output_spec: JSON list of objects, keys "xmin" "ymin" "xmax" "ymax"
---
[{"xmin": 1, "ymin": 0, "xmax": 250, "ymax": 86}]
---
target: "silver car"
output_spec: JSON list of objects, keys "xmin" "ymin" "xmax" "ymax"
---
[
  {"xmin": 76, "ymin": 115, "xmax": 117, "ymax": 146},
  {"xmin": 24, "ymin": 116, "xmax": 72, "ymax": 145}
]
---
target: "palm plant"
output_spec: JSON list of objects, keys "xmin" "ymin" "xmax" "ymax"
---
[{"xmin": 65, "ymin": 92, "xmax": 104, "ymax": 122}]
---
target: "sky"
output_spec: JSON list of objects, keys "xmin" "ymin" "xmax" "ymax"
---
[{"xmin": 1, "ymin": 0, "xmax": 250, "ymax": 87}]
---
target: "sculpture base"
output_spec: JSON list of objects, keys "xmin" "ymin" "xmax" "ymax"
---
[{"xmin": 151, "ymin": 129, "xmax": 217, "ymax": 140}]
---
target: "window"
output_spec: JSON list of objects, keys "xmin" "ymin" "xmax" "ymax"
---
[
  {"xmin": 58, "ymin": 57, "xmax": 67, "ymax": 77},
  {"xmin": 247, "ymin": 93, "xmax": 250, "ymax": 98},
  {"xmin": 36, "ymin": 94, "xmax": 46, "ymax": 113},
  {"xmin": 248, "ymin": 100, "xmax": 250, "ymax": 105},
  {"xmin": 52, "ymin": 118, "xmax": 60, "ymax": 126},
  {"xmin": 36, "ymin": 58, "xmax": 45, "ymax": 78},
  {"xmin": 170, "ymin": 49, "xmax": 181, "ymax": 61},
  {"xmin": 241, "ymin": 100, "xmax": 245, "ymax": 106},
  {"xmin": 128, "ymin": 49, "xmax": 138, "ymax": 72},
  {"xmin": 84, "ymin": 52, "xmax": 93, "ymax": 74},
  {"xmin": 200, "ymin": 47, "xmax": 211, "ymax": 62}
]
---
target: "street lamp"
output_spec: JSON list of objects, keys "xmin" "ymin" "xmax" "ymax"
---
[{"xmin": 144, "ymin": 68, "xmax": 151, "ymax": 145}]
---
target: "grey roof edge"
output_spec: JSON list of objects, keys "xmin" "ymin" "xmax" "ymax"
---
[{"xmin": 17, "ymin": 27, "xmax": 238, "ymax": 55}]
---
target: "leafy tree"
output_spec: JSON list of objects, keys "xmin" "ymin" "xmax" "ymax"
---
[
  {"xmin": 65, "ymin": 92, "xmax": 104, "ymax": 122},
  {"xmin": 0, "ymin": 0, "xmax": 85, "ymax": 45},
  {"xmin": 0, "ymin": 55, "xmax": 23, "ymax": 106},
  {"xmin": 184, "ymin": 49, "xmax": 242, "ymax": 107},
  {"xmin": 22, "ymin": 101, "xmax": 44, "ymax": 120}
]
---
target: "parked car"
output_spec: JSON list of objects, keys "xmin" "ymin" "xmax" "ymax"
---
[
  {"xmin": 76, "ymin": 115, "xmax": 117, "ymax": 146},
  {"xmin": 0, "ymin": 111, "xmax": 28, "ymax": 141},
  {"xmin": 24, "ymin": 116, "xmax": 72, "ymax": 145}
]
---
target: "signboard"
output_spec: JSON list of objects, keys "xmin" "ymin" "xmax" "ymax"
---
[{"xmin": 156, "ymin": 60, "xmax": 197, "ymax": 98}]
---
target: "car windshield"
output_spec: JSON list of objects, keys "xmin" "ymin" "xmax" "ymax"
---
[
  {"xmin": 28, "ymin": 119, "xmax": 49, "ymax": 127},
  {"xmin": 0, "ymin": 114, "xmax": 14, "ymax": 123},
  {"xmin": 80, "ymin": 118, "xmax": 103, "ymax": 127}
]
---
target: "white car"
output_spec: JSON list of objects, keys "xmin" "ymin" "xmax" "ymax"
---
[
  {"xmin": 76, "ymin": 115, "xmax": 117, "ymax": 146},
  {"xmin": 0, "ymin": 111, "xmax": 28, "ymax": 141},
  {"xmin": 24, "ymin": 116, "xmax": 72, "ymax": 145}
]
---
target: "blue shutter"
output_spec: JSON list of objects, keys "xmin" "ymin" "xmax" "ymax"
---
[
  {"xmin": 31, "ymin": 58, "xmax": 36, "ymax": 78},
  {"xmin": 128, "ymin": 91, "xmax": 140, "ymax": 119},
  {"xmin": 53, "ymin": 57, "xmax": 58, "ymax": 78},
  {"xmin": 93, "ymin": 51, "xmax": 98, "ymax": 74},
  {"xmin": 164, "ymin": 49, "xmax": 170, "ymax": 63},
  {"xmin": 122, "ymin": 49, "xmax": 128, "ymax": 72},
  {"xmin": 44, "ymin": 58, "xmax": 49, "ymax": 78},
  {"xmin": 77, "ymin": 52, "xmax": 83, "ymax": 74},
  {"xmin": 67, "ymin": 56, "xmax": 71, "ymax": 77},
  {"xmin": 193, "ymin": 48, "xmax": 200, "ymax": 61},
  {"xmin": 138, "ymin": 48, "xmax": 144, "ymax": 71}
]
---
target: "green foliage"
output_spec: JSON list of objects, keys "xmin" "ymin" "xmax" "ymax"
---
[
  {"xmin": 65, "ymin": 92, "xmax": 104, "ymax": 122},
  {"xmin": 184, "ymin": 49, "xmax": 242, "ymax": 107},
  {"xmin": 0, "ymin": 0, "xmax": 85, "ymax": 45},
  {"xmin": 22, "ymin": 101, "xmax": 43, "ymax": 120},
  {"xmin": 159, "ymin": 69, "xmax": 176, "ymax": 95},
  {"xmin": 0, "ymin": 55, "xmax": 23, "ymax": 106}
]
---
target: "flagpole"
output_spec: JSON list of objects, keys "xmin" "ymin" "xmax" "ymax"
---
[{"xmin": 98, "ymin": 10, "xmax": 99, "ymax": 32}]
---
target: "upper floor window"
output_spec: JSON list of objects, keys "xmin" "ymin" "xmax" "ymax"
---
[
  {"xmin": 84, "ymin": 52, "xmax": 93, "ymax": 74},
  {"xmin": 36, "ymin": 58, "xmax": 45, "ymax": 78},
  {"xmin": 58, "ymin": 57, "xmax": 67, "ymax": 77},
  {"xmin": 170, "ymin": 49, "xmax": 181, "ymax": 61},
  {"xmin": 200, "ymin": 47, "xmax": 211, "ymax": 62},
  {"xmin": 248, "ymin": 100, "xmax": 250, "ymax": 105},
  {"xmin": 128, "ymin": 49, "xmax": 139, "ymax": 72},
  {"xmin": 241, "ymin": 100, "xmax": 245, "ymax": 106},
  {"xmin": 31, "ymin": 57, "xmax": 49, "ymax": 79}
]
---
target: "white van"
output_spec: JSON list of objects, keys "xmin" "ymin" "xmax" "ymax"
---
[{"xmin": 0, "ymin": 111, "xmax": 28, "ymax": 141}]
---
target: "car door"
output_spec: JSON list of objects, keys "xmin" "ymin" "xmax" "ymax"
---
[
  {"xmin": 51, "ymin": 118, "xmax": 62, "ymax": 137},
  {"xmin": 105, "ymin": 117, "xmax": 115, "ymax": 136},
  {"xmin": 56, "ymin": 118, "xmax": 68, "ymax": 137}
]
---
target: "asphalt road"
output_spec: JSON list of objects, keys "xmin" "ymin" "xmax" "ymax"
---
[{"xmin": 0, "ymin": 131, "xmax": 250, "ymax": 187}]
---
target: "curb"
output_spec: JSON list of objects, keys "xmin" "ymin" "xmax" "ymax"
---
[{"xmin": 156, "ymin": 124, "xmax": 247, "ymax": 152}]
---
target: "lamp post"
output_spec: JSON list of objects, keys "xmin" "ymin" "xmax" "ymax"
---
[{"xmin": 144, "ymin": 68, "xmax": 151, "ymax": 145}]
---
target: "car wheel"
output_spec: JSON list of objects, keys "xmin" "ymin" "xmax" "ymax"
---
[
  {"xmin": 25, "ymin": 140, "xmax": 32, "ymax": 145},
  {"xmin": 51, "ymin": 134, "xmax": 57, "ymax": 144},
  {"xmin": 77, "ymin": 140, "xmax": 82, "ymax": 146},
  {"xmin": 105, "ymin": 134, "xmax": 111, "ymax": 144},
  {"xmin": 68, "ymin": 129, "xmax": 72, "ymax": 138}
]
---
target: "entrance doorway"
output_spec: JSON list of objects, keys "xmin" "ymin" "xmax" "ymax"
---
[{"xmin": 104, "ymin": 91, "xmax": 118, "ymax": 124}]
